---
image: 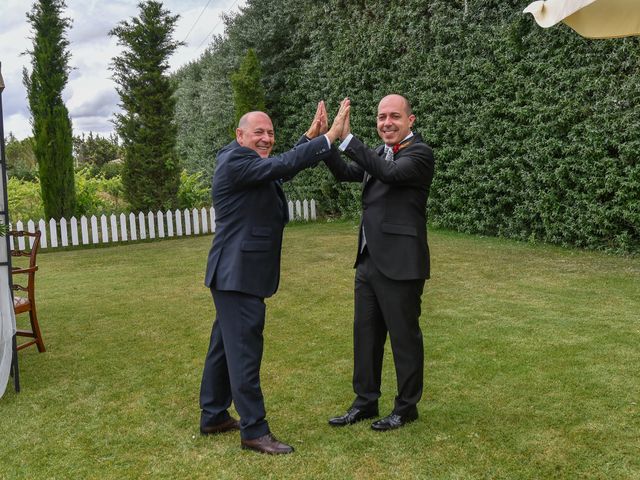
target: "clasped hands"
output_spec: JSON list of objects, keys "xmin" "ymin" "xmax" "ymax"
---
[{"xmin": 305, "ymin": 98, "xmax": 351, "ymax": 144}]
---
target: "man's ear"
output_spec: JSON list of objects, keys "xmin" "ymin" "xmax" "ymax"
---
[
  {"xmin": 236, "ymin": 128, "xmax": 244, "ymax": 145},
  {"xmin": 408, "ymin": 114, "xmax": 416, "ymax": 129}
]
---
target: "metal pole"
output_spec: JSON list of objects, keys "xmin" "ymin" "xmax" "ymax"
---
[{"xmin": 0, "ymin": 62, "xmax": 20, "ymax": 393}]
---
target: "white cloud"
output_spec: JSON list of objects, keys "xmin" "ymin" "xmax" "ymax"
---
[
  {"xmin": 4, "ymin": 113, "xmax": 31, "ymax": 140},
  {"xmin": 1, "ymin": 0, "xmax": 246, "ymax": 140}
]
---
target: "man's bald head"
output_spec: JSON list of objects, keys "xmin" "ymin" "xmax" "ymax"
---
[
  {"xmin": 379, "ymin": 94, "xmax": 412, "ymax": 116},
  {"xmin": 236, "ymin": 111, "xmax": 275, "ymax": 158},
  {"xmin": 238, "ymin": 111, "xmax": 272, "ymax": 129}
]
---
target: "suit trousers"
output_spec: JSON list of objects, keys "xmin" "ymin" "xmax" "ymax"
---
[
  {"xmin": 199, "ymin": 288, "xmax": 270, "ymax": 440},
  {"xmin": 351, "ymin": 249, "xmax": 425, "ymax": 416}
]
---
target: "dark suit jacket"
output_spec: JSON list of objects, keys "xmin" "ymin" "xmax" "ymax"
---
[
  {"xmin": 205, "ymin": 136, "xmax": 332, "ymax": 298},
  {"xmin": 325, "ymin": 133, "xmax": 434, "ymax": 280}
]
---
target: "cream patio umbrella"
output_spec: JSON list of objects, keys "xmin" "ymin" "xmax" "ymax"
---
[{"xmin": 524, "ymin": 0, "xmax": 640, "ymax": 38}]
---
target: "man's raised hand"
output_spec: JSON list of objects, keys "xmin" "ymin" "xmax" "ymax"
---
[
  {"xmin": 305, "ymin": 101, "xmax": 327, "ymax": 139},
  {"xmin": 326, "ymin": 98, "xmax": 350, "ymax": 143}
]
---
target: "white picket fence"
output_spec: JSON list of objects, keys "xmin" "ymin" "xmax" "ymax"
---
[{"xmin": 9, "ymin": 199, "xmax": 317, "ymax": 251}]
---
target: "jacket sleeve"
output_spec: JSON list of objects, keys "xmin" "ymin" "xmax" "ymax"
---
[
  {"xmin": 226, "ymin": 135, "xmax": 331, "ymax": 188},
  {"xmin": 323, "ymin": 148, "xmax": 366, "ymax": 182},
  {"xmin": 280, "ymin": 136, "xmax": 323, "ymax": 182},
  {"xmin": 343, "ymin": 136, "xmax": 434, "ymax": 187}
]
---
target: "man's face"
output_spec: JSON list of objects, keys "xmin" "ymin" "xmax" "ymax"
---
[
  {"xmin": 376, "ymin": 95, "xmax": 416, "ymax": 146},
  {"xmin": 236, "ymin": 113, "xmax": 275, "ymax": 158}
]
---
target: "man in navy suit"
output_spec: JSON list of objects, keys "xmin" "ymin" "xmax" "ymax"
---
[
  {"xmin": 324, "ymin": 95, "xmax": 435, "ymax": 431},
  {"xmin": 199, "ymin": 101, "xmax": 349, "ymax": 454}
]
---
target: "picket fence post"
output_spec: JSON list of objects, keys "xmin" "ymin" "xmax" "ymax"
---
[
  {"xmin": 147, "ymin": 212, "xmax": 156, "ymax": 239},
  {"xmin": 118, "ymin": 214, "xmax": 127, "ymax": 241},
  {"xmin": 201, "ymin": 207, "xmax": 208, "ymax": 234},
  {"xmin": 129, "ymin": 213, "xmax": 137, "ymax": 241},
  {"xmin": 81, "ymin": 216, "xmax": 89, "ymax": 245},
  {"xmin": 166, "ymin": 210, "xmax": 174, "ymax": 237},
  {"xmin": 15, "ymin": 221, "xmax": 25, "ymax": 250},
  {"xmin": 100, "ymin": 215, "xmax": 108, "ymax": 244},
  {"xmin": 91, "ymin": 216, "xmax": 99, "ymax": 244},
  {"xmin": 70, "ymin": 217, "xmax": 79, "ymax": 246},
  {"xmin": 295, "ymin": 200, "xmax": 302, "ymax": 220},
  {"xmin": 60, "ymin": 218, "xmax": 69, "ymax": 247},
  {"xmin": 192, "ymin": 209, "xmax": 200, "ymax": 235},
  {"xmin": 184, "ymin": 209, "xmax": 191, "ymax": 236},
  {"xmin": 27, "ymin": 220, "xmax": 36, "ymax": 247},
  {"xmin": 156, "ymin": 211, "xmax": 164, "ymax": 238},
  {"xmin": 38, "ymin": 219, "xmax": 48, "ymax": 249}
]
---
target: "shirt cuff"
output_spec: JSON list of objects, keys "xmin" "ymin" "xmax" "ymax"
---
[
  {"xmin": 322, "ymin": 134, "xmax": 332, "ymax": 149},
  {"xmin": 338, "ymin": 134, "xmax": 353, "ymax": 151}
]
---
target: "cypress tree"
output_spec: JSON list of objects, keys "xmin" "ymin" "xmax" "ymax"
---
[
  {"xmin": 231, "ymin": 49, "xmax": 266, "ymax": 125},
  {"xmin": 23, "ymin": 0, "xmax": 76, "ymax": 220},
  {"xmin": 110, "ymin": 1, "xmax": 182, "ymax": 211}
]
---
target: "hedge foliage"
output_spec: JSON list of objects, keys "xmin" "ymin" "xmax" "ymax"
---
[{"xmin": 173, "ymin": 0, "xmax": 640, "ymax": 252}]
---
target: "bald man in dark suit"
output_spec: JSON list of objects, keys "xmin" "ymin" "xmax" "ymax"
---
[
  {"xmin": 325, "ymin": 95, "xmax": 435, "ymax": 431},
  {"xmin": 200, "ymin": 102, "xmax": 349, "ymax": 454}
]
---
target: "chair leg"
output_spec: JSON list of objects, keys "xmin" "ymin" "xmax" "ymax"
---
[
  {"xmin": 29, "ymin": 307, "xmax": 46, "ymax": 353},
  {"xmin": 12, "ymin": 334, "xmax": 20, "ymax": 393}
]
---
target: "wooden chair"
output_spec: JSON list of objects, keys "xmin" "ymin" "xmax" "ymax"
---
[{"xmin": 10, "ymin": 230, "xmax": 45, "ymax": 352}]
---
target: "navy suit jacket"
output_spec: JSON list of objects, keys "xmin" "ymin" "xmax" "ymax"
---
[
  {"xmin": 205, "ymin": 135, "xmax": 332, "ymax": 298},
  {"xmin": 325, "ymin": 133, "xmax": 434, "ymax": 280}
]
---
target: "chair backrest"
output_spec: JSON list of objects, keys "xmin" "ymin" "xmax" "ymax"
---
[{"xmin": 9, "ymin": 230, "xmax": 41, "ymax": 301}]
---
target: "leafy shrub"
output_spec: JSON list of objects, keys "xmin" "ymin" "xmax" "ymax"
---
[
  {"xmin": 74, "ymin": 168, "xmax": 127, "ymax": 217},
  {"xmin": 7, "ymin": 177, "xmax": 44, "ymax": 222},
  {"xmin": 177, "ymin": 170, "xmax": 211, "ymax": 209},
  {"xmin": 5, "ymin": 134, "xmax": 38, "ymax": 181},
  {"xmin": 7, "ymin": 170, "xmax": 128, "ymax": 222},
  {"xmin": 100, "ymin": 160, "xmax": 124, "ymax": 179}
]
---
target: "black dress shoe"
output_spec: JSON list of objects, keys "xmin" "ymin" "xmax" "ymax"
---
[
  {"xmin": 200, "ymin": 417, "xmax": 240, "ymax": 435},
  {"xmin": 371, "ymin": 411, "xmax": 418, "ymax": 431},
  {"xmin": 328, "ymin": 407, "xmax": 378, "ymax": 426},
  {"xmin": 241, "ymin": 433, "xmax": 294, "ymax": 454}
]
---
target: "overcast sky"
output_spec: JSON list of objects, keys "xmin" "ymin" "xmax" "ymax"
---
[{"xmin": 0, "ymin": 0, "xmax": 246, "ymax": 140}]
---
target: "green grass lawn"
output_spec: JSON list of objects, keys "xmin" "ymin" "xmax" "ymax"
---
[{"xmin": 2, "ymin": 221, "xmax": 639, "ymax": 479}]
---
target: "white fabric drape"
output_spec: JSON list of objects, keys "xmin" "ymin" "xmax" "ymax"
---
[
  {"xmin": 0, "ymin": 257, "xmax": 15, "ymax": 398},
  {"xmin": 1, "ymin": 168, "xmax": 15, "ymax": 397}
]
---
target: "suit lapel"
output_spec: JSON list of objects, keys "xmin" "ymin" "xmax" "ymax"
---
[{"xmin": 362, "ymin": 146, "xmax": 387, "ymax": 188}]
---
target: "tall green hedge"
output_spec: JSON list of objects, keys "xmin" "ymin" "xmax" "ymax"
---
[{"xmin": 174, "ymin": 0, "xmax": 640, "ymax": 253}]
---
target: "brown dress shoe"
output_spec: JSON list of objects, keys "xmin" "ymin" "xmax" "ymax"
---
[
  {"xmin": 241, "ymin": 433, "xmax": 294, "ymax": 455},
  {"xmin": 200, "ymin": 417, "xmax": 240, "ymax": 435}
]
